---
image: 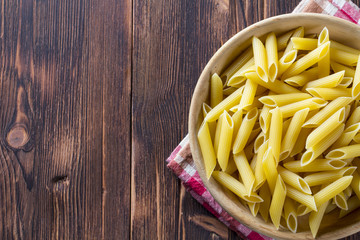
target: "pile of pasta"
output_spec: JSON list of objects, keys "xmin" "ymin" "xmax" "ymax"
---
[{"xmin": 197, "ymin": 26, "xmax": 360, "ymax": 237}]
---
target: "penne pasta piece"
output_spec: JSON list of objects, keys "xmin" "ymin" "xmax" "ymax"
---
[
  {"xmin": 259, "ymin": 93, "xmax": 311, "ymax": 108},
  {"xmin": 331, "ymin": 123, "xmax": 360, "ymax": 149},
  {"xmin": 254, "ymin": 131, "xmax": 266, "ymax": 153},
  {"xmin": 284, "ymin": 26, "xmax": 304, "ymax": 55},
  {"xmin": 305, "ymin": 107, "xmax": 345, "ymax": 149},
  {"xmin": 351, "ymin": 171, "xmax": 360, "ymax": 200},
  {"xmin": 212, "ymin": 171, "xmax": 263, "ymax": 202},
  {"xmin": 345, "ymin": 104, "xmax": 351, "ymax": 121},
  {"xmin": 250, "ymin": 154, "xmax": 257, "ymax": 172},
  {"xmin": 325, "ymin": 203, "xmax": 337, "ymax": 214},
  {"xmin": 231, "ymin": 109, "xmax": 243, "ymax": 145},
  {"xmin": 352, "ymin": 54, "xmax": 360, "ymax": 98},
  {"xmin": 202, "ymin": 103, "xmax": 216, "ymax": 141},
  {"xmin": 210, "ymin": 73, "xmax": 223, "ymax": 108},
  {"xmin": 214, "ymin": 115, "xmax": 223, "ymax": 155},
  {"xmin": 262, "ymin": 147, "xmax": 278, "ymax": 193},
  {"xmin": 338, "ymin": 76, "xmax": 353, "ymax": 88},
  {"xmin": 205, "ymin": 86, "xmax": 244, "ymax": 122},
  {"xmin": 330, "ymin": 48, "xmax": 358, "ymax": 66},
  {"xmin": 221, "ymin": 47, "xmax": 253, "ymax": 85},
  {"xmin": 330, "ymin": 40, "xmax": 360, "ymax": 55},
  {"xmin": 281, "ymin": 118, "xmax": 292, "ymax": 140},
  {"xmin": 309, "ymin": 200, "xmax": 329, "ymax": 238},
  {"xmin": 286, "ymin": 184, "xmax": 317, "ymax": 211},
  {"xmin": 301, "ymin": 124, "xmax": 344, "ymax": 166},
  {"xmin": 339, "ymin": 195, "xmax": 360, "ymax": 218},
  {"xmin": 344, "ymin": 185, "xmax": 353, "ymax": 198},
  {"xmin": 277, "ymin": 29, "xmax": 294, "ymax": 51},
  {"xmin": 306, "ymin": 87, "xmax": 352, "ymax": 100},
  {"xmin": 266, "ymin": 32, "xmax": 278, "ymax": 82},
  {"xmin": 282, "ymin": 42, "xmax": 330, "ymax": 79},
  {"xmin": 233, "ymin": 108, "xmax": 258, "ymax": 154},
  {"xmin": 224, "ymin": 155, "xmax": 237, "ymax": 175},
  {"xmin": 284, "ymin": 158, "xmax": 346, "ymax": 172},
  {"xmin": 275, "ymin": 97, "xmax": 327, "ymax": 119},
  {"xmin": 297, "ymin": 204, "xmax": 312, "ymax": 216},
  {"xmin": 314, "ymin": 176, "xmax": 353, "ymax": 207},
  {"xmin": 334, "ymin": 191, "xmax": 348, "ymax": 210},
  {"xmin": 303, "ymin": 70, "xmax": 345, "ymax": 89},
  {"xmin": 326, "ymin": 144, "xmax": 360, "ymax": 159},
  {"xmin": 238, "ymin": 79, "xmax": 258, "ymax": 110},
  {"xmin": 284, "ymin": 67, "xmax": 318, "ymax": 87},
  {"xmin": 291, "ymin": 37, "xmax": 317, "ymax": 50},
  {"xmin": 234, "ymin": 151, "xmax": 255, "ymax": 196},
  {"xmin": 354, "ymin": 133, "xmax": 360, "ymax": 143},
  {"xmin": 280, "ymin": 108, "xmax": 309, "ymax": 160},
  {"xmin": 217, "ymin": 111, "xmax": 234, "ymax": 170},
  {"xmin": 243, "ymin": 96, "xmax": 263, "ymax": 112},
  {"xmin": 317, "ymin": 27, "xmax": 330, "ymax": 78},
  {"xmin": 269, "ymin": 107, "xmax": 282, "ymax": 161},
  {"xmin": 197, "ymin": 121, "xmax": 217, "ymax": 179},
  {"xmin": 277, "ymin": 50, "xmax": 298, "ymax": 77},
  {"xmin": 254, "ymin": 141, "xmax": 268, "ymax": 191},
  {"xmin": 223, "ymin": 86, "xmax": 239, "ymax": 96},
  {"xmin": 346, "ymin": 106, "xmax": 360, "ymax": 128},
  {"xmin": 269, "ymin": 175, "xmax": 287, "ymax": 229},
  {"xmin": 245, "ymin": 71, "xmax": 301, "ymax": 94},
  {"xmin": 278, "ymin": 166, "xmax": 311, "ymax": 194},
  {"xmin": 247, "ymin": 202, "xmax": 260, "ymax": 217},
  {"xmin": 283, "ymin": 198, "xmax": 298, "ymax": 233},
  {"xmin": 260, "ymin": 105, "xmax": 271, "ymax": 133},
  {"xmin": 259, "ymin": 184, "xmax": 271, "ymax": 222},
  {"xmin": 303, "ymin": 97, "xmax": 352, "ymax": 128},
  {"xmin": 253, "ymin": 37, "xmax": 269, "ymax": 83},
  {"xmin": 227, "ymin": 58, "xmax": 255, "ymax": 87},
  {"xmin": 331, "ymin": 61, "xmax": 356, "ymax": 77}
]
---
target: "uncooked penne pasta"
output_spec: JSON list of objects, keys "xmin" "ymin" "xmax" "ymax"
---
[
  {"xmin": 277, "ymin": 29, "xmax": 294, "ymax": 51},
  {"xmin": 277, "ymin": 50, "xmax": 297, "ymax": 77},
  {"xmin": 334, "ymin": 191, "xmax": 348, "ymax": 210},
  {"xmin": 346, "ymin": 106, "xmax": 360, "ymax": 128},
  {"xmin": 291, "ymin": 37, "xmax": 317, "ymax": 50},
  {"xmin": 202, "ymin": 103, "xmax": 216, "ymax": 141},
  {"xmin": 253, "ymin": 37, "xmax": 269, "ymax": 83},
  {"xmin": 283, "ymin": 198, "xmax": 298, "ymax": 233},
  {"xmin": 262, "ymin": 147, "xmax": 278, "ymax": 193},
  {"xmin": 331, "ymin": 61, "xmax": 356, "ymax": 77},
  {"xmin": 330, "ymin": 123, "xmax": 360, "ymax": 150},
  {"xmin": 254, "ymin": 140, "xmax": 267, "ymax": 191},
  {"xmin": 233, "ymin": 108, "xmax": 258, "ymax": 154},
  {"xmin": 275, "ymin": 97, "xmax": 327, "ymax": 119},
  {"xmin": 227, "ymin": 58, "xmax": 255, "ymax": 87},
  {"xmin": 330, "ymin": 47, "xmax": 359, "ymax": 66},
  {"xmin": 254, "ymin": 131, "xmax": 266, "ymax": 153},
  {"xmin": 304, "ymin": 167, "xmax": 356, "ymax": 187},
  {"xmin": 238, "ymin": 79, "xmax": 258, "ymax": 110},
  {"xmin": 260, "ymin": 105, "xmax": 271, "ymax": 133},
  {"xmin": 326, "ymin": 144, "xmax": 360, "ymax": 159},
  {"xmin": 352, "ymin": 54, "xmax": 360, "ymax": 98},
  {"xmin": 269, "ymin": 107, "xmax": 282, "ymax": 161},
  {"xmin": 282, "ymin": 42, "xmax": 330, "ymax": 79},
  {"xmin": 317, "ymin": 27, "xmax": 330, "ymax": 78},
  {"xmin": 303, "ymin": 70, "xmax": 345, "ymax": 89},
  {"xmin": 210, "ymin": 73, "xmax": 223, "ymax": 108},
  {"xmin": 197, "ymin": 121, "xmax": 217, "ymax": 179},
  {"xmin": 217, "ymin": 111, "xmax": 234, "ymax": 170},
  {"xmin": 309, "ymin": 200, "xmax": 329, "ymax": 238},
  {"xmin": 278, "ymin": 166, "xmax": 311, "ymax": 194},
  {"xmin": 286, "ymin": 184, "xmax": 317, "ymax": 211},
  {"xmin": 234, "ymin": 151, "xmax": 255, "ymax": 196},
  {"xmin": 259, "ymin": 93, "xmax": 311, "ymax": 108},
  {"xmin": 224, "ymin": 155, "xmax": 237, "ymax": 175},
  {"xmin": 258, "ymin": 183, "xmax": 271, "ymax": 222},
  {"xmin": 284, "ymin": 67, "xmax": 318, "ymax": 87},
  {"xmin": 330, "ymin": 40, "xmax": 360, "ymax": 55},
  {"xmin": 284, "ymin": 26, "xmax": 304, "ymax": 55},
  {"xmin": 266, "ymin": 32, "xmax": 278, "ymax": 82},
  {"xmin": 284, "ymin": 159, "xmax": 346, "ymax": 172},
  {"xmin": 339, "ymin": 195, "xmax": 360, "ymax": 218},
  {"xmin": 269, "ymin": 175, "xmax": 286, "ymax": 229},
  {"xmin": 306, "ymin": 87, "xmax": 352, "ymax": 100},
  {"xmin": 231, "ymin": 109, "xmax": 243, "ymax": 145}
]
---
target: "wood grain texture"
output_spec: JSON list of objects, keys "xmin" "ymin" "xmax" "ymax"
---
[{"xmin": 1, "ymin": 0, "xmax": 360, "ymax": 239}]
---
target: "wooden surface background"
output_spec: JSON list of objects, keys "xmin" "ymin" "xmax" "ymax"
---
[{"xmin": 0, "ymin": 0, "xmax": 360, "ymax": 239}]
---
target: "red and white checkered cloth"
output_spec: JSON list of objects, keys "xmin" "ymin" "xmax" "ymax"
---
[{"xmin": 166, "ymin": 0, "xmax": 360, "ymax": 239}]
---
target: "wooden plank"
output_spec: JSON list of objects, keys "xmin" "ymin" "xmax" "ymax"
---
[{"xmin": 0, "ymin": 0, "xmax": 132, "ymax": 239}]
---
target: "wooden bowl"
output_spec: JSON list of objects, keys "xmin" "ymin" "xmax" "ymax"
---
[{"xmin": 189, "ymin": 13, "xmax": 360, "ymax": 240}]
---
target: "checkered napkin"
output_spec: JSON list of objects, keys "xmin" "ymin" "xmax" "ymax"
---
[{"xmin": 166, "ymin": 1, "xmax": 360, "ymax": 239}]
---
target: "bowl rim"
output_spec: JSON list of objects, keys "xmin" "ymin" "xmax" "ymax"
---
[{"xmin": 189, "ymin": 12, "xmax": 360, "ymax": 240}]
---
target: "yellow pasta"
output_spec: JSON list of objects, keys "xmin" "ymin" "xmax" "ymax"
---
[
  {"xmin": 254, "ymin": 131, "xmax": 266, "ymax": 153},
  {"xmin": 338, "ymin": 76, "xmax": 353, "ymax": 88},
  {"xmin": 217, "ymin": 111, "xmax": 234, "ymax": 170},
  {"xmin": 330, "ymin": 40, "xmax": 360, "ymax": 55},
  {"xmin": 286, "ymin": 184, "xmax": 317, "ymax": 211},
  {"xmin": 258, "ymin": 184, "xmax": 271, "ymax": 222},
  {"xmin": 224, "ymin": 155, "xmax": 237, "ymax": 175},
  {"xmin": 284, "ymin": 67, "xmax": 318, "ymax": 87},
  {"xmin": 259, "ymin": 105, "xmax": 271, "ymax": 133},
  {"xmin": 212, "ymin": 171, "xmax": 263, "ymax": 202},
  {"xmin": 280, "ymin": 108, "xmax": 309, "ymax": 160},
  {"xmin": 301, "ymin": 124, "xmax": 344, "ymax": 166},
  {"xmin": 303, "ymin": 97, "xmax": 352, "ymax": 128},
  {"xmin": 282, "ymin": 42, "xmax": 330, "ymax": 79},
  {"xmin": 339, "ymin": 195, "xmax": 360, "ymax": 218},
  {"xmin": 346, "ymin": 106, "xmax": 360, "ymax": 128},
  {"xmin": 239, "ymin": 79, "xmax": 258, "ymax": 110},
  {"xmin": 213, "ymin": 113, "xmax": 223, "ymax": 155},
  {"xmin": 283, "ymin": 198, "xmax": 298, "ymax": 233},
  {"xmin": 277, "ymin": 50, "xmax": 298, "ymax": 77},
  {"xmin": 227, "ymin": 58, "xmax": 255, "ymax": 87},
  {"xmin": 277, "ymin": 29, "xmax": 294, "ymax": 51},
  {"xmin": 317, "ymin": 27, "xmax": 330, "ymax": 78},
  {"xmin": 303, "ymin": 70, "xmax": 345, "ymax": 89},
  {"xmin": 305, "ymin": 107, "xmax": 345, "ymax": 149},
  {"xmin": 266, "ymin": 32, "xmax": 278, "ymax": 82},
  {"xmin": 231, "ymin": 109, "xmax": 243, "ymax": 145},
  {"xmin": 314, "ymin": 176, "xmax": 353, "ymax": 207},
  {"xmin": 259, "ymin": 93, "xmax": 311, "ymax": 108},
  {"xmin": 254, "ymin": 140, "xmax": 268, "ymax": 191},
  {"xmin": 306, "ymin": 87, "xmax": 352, "ymax": 100},
  {"xmin": 202, "ymin": 103, "xmax": 216, "ymax": 141},
  {"xmin": 284, "ymin": 26, "xmax": 304, "ymax": 55},
  {"xmin": 197, "ymin": 121, "xmax": 217, "ymax": 179},
  {"xmin": 326, "ymin": 144, "xmax": 360, "ymax": 159},
  {"xmin": 262, "ymin": 147, "xmax": 278, "ymax": 193},
  {"xmin": 284, "ymin": 158, "xmax": 346, "ymax": 172},
  {"xmin": 245, "ymin": 71, "xmax": 301, "ymax": 94},
  {"xmin": 233, "ymin": 108, "xmax": 258, "ymax": 154},
  {"xmin": 210, "ymin": 73, "xmax": 223, "ymax": 108},
  {"xmin": 234, "ymin": 151, "xmax": 255, "ymax": 196},
  {"xmin": 269, "ymin": 175, "xmax": 286, "ymax": 229},
  {"xmin": 291, "ymin": 37, "xmax": 317, "ymax": 50},
  {"xmin": 352, "ymin": 54, "xmax": 360, "ymax": 98},
  {"xmin": 248, "ymin": 202, "xmax": 260, "ymax": 217},
  {"xmin": 275, "ymin": 97, "xmax": 327, "ymax": 119},
  {"xmin": 278, "ymin": 166, "xmax": 311, "ymax": 194},
  {"xmin": 304, "ymin": 167, "xmax": 356, "ymax": 187},
  {"xmin": 331, "ymin": 61, "xmax": 356, "ymax": 78},
  {"xmin": 330, "ymin": 47, "xmax": 359, "ymax": 66},
  {"xmin": 253, "ymin": 37, "xmax": 269, "ymax": 82},
  {"xmin": 331, "ymin": 123, "xmax": 360, "ymax": 150},
  {"xmin": 334, "ymin": 191, "xmax": 348, "ymax": 210},
  {"xmin": 269, "ymin": 107, "xmax": 282, "ymax": 161},
  {"xmin": 309, "ymin": 200, "xmax": 329, "ymax": 238}
]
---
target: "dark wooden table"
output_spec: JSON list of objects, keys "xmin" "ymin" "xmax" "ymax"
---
[{"xmin": 1, "ymin": 0, "xmax": 360, "ymax": 239}]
